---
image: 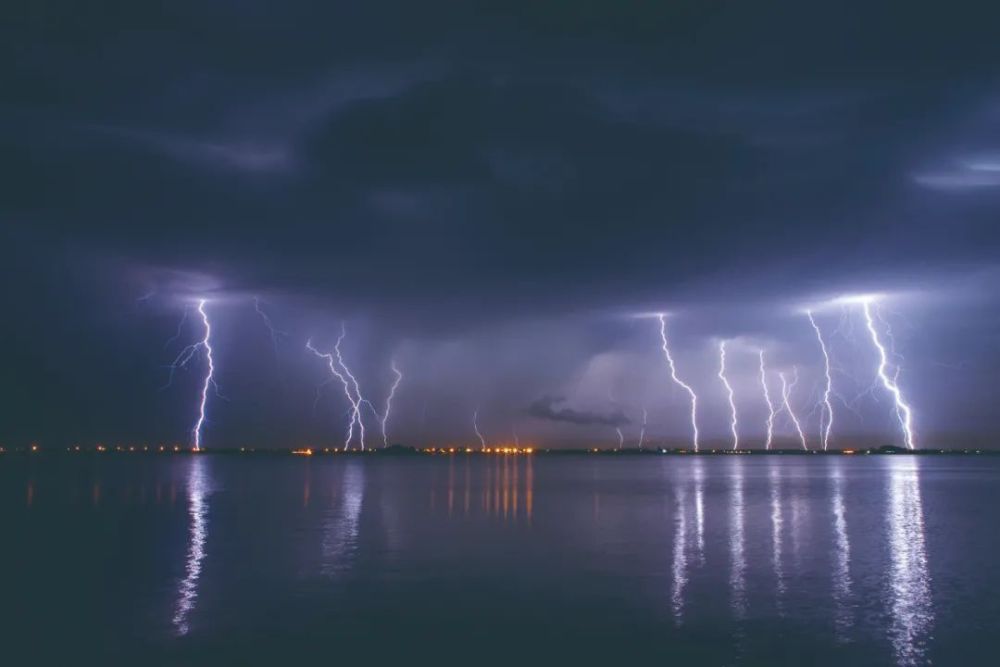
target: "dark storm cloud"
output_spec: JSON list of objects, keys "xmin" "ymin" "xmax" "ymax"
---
[
  {"xmin": 2, "ymin": 1, "xmax": 1000, "ymax": 447},
  {"xmin": 527, "ymin": 396, "xmax": 629, "ymax": 427}
]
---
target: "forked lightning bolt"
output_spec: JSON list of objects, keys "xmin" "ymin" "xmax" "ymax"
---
[
  {"xmin": 381, "ymin": 360, "xmax": 403, "ymax": 447},
  {"xmin": 307, "ymin": 324, "xmax": 374, "ymax": 450},
  {"xmin": 718, "ymin": 340, "xmax": 739, "ymax": 450},
  {"xmin": 163, "ymin": 299, "xmax": 217, "ymax": 449},
  {"xmin": 779, "ymin": 368, "xmax": 808, "ymax": 450},
  {"xmin": 657, "ymin": 314, "xmax": 699, "ymax": 451},
  {"xmin": 759, "ymin": 350, "xmax": 776, "ymax": 450},
  {"xmin": 861, "ymin": 301, "xmax": 916, "ymax": 449},
  {"xmin": 807, "ymin": 310, "xmax": 834, "ymax": 450}
]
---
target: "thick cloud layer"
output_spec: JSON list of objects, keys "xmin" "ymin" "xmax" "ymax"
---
[{"xmin": 2, "ymin": 2, "xmax": 999, "ymax": 448}]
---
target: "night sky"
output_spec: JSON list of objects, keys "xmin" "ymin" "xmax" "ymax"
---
[{"xmin": 2, "ymin": 2, "xmax": 999, "ymax": 449}]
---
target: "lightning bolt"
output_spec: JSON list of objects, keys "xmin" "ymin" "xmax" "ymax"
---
[
  {"xmin": 718, "ymin": 340, "xmax": 739, "ymax": 450},
  {"xmin": 182, "ymin": 300, "xmax": 215, "ymax": 450},
  {"xmin": 807, "ymin": 310, "xmax": 835, "ymax": 450},
  {"xmin": 657, "ymin": 314, "xmax": 699, "ymax": 451},
  {"xmin": 307, "ymin": 324, "xmax": 373, "ymax": 450},
  {"xmin": 778, "ymin": 368, "xmax": 808, "ymax": 450},
  {"xmin": 253, "ymin": 296, "xmax": 287, "ymax": 359},
  {"xmin": 861, "ymin": 301, "xmax": 916, "ymax": 449},
  {"xmin": 759, "ymin": 350, "xmax": 776, "ymax": 450},
  {"xmin": 381, "ymin": 360, "xmax": 403, "ymax": 447},
  {"xmin": 473, "ymin": 409, "xmax": 486, "ymax": 450}
]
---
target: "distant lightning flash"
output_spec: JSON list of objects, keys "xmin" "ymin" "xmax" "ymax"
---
[
  {"xmin": 718, "ymin": 340, "xmax": 739, "ymax": 450},
  {"xmin": 861, "ymin": 301, "xmax": 916, "ymax": 449},
  {"xmin": 192, "ymin": 300, "xmax": 215, "ymax": 450},
  {"xmin": 254, "ymin": 297, "xmax": 287, "ymax": 358},
  {"xmin": 657, "ymin": 314, "xmax": 699, "ymax": 451},
  {"xmin": 473, "ymin": 409, "xmax": 486, "ymax": 450},
  {"xmin": 759, "ymin": 350, "xmax": 776, "ymax": 450},
  {"xmin": 807, "ymin": 310, "xmax": 835, "ymax": 450},
  {"xmin": 779, "ymin": 368, "xmax": 808, "ymax": 450},
  {"xmin": 381, "ymin": 360, "xmax": 403, "ymax": 448}
]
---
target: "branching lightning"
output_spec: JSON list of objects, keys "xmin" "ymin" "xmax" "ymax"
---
[
  {"xmin": 162, "ymin": 300, "xmax": 218, "ymax": 449},
  {"xmin": 657, "ymin": 314, "xmax": 699, "ymax": 451},
  {"xmin": 307, "ymin": 324, "xmax": 374, "ymax": 450},
  {"xmin": 807, "ymin": 310, "xmax": 835, "ymax": 450},
  {"xmin": 381, "ymin": 360, "xmax": 403, "ymax": 448},
  {"xmin": 718, "ymin": 340, "xmax": 739, "ymax": 450},
  {"xmin": 473, "ymin": 409, "xmax": 486, "ymax": 450},
  {"xmin": 191, "ymin": 301, "xmax": 216, "ymax": 450},
  {"xmin": 862, "ymin": 301, "xmax": 916, "ymax": 449},
  {"xmin": 778, "ymin": 368, "xmax": 808, "ymax": 450},
  {"xmin": 759, "ymin": 350, "xmax": 776, "ymax": 450}
]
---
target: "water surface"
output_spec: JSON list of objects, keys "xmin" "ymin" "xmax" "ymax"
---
[{"xmin": 2, "ymin": 454, "xmax": 997, "ymax": 665}]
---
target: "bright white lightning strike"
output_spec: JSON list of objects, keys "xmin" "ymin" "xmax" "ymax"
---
[
  {"xmin": 807, "ymin": 310, "xmax": 835, "ymax": 450},
  {"xmin": 307, "ymin": 324, "xmax": 372, "ymax": 450},
  {"xmin": 162, "ymin": 301, "xmax": 221, "ymax": 449},
  {"xmin": 758, "ymin": 350, "xmax": 776, "ymax": 450},
  {"xmin": 473, "ymin": 409, "xmax": 486, "ymax": 450},
  {"xmin": 862, "ymin": 301, "xmax": 916, "ymax": 449},
  {"xmin": 779, "ymin": 368, "xmax": 808, "ymax": 450},
  {"xmin": 657, "ymin": 314, "xmax": 699, "ymax": 451},
  {"xmin": 381, "ymin": 360, "xmax": 403, "ymax": 448},
  {"xmin": 191, "ymin": 300, "xmax": 215, "ymax": 450},
  {"xmin": 718, "ymin": 340, "xmax": 739, "ymax": 450}
]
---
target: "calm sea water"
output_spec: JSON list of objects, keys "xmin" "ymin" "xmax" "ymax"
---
[{"xmin": 2, "ymin": 454, "xmax": 998, "ymax": 665}]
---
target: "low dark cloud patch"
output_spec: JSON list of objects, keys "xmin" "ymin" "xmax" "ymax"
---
[{"xmin": 527, "ymin": 396, "xmax": 629, "ymax": 427}]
